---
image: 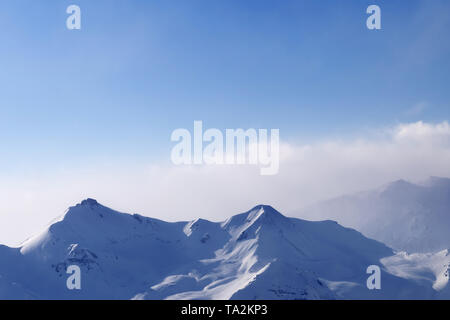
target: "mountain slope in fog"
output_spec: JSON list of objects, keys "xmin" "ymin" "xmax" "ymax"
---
[{"xmin": 298, "ymin": 177, "xmax": 450, "ymax": 253}]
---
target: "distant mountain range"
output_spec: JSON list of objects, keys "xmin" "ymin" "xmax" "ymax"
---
[
  {"xmin": 297, "ymin": 176, "xmax": 450, "ymax": 253},
  {"xmin": 0, "ymin": 192, "xmax": 449, "ymax": 300}
]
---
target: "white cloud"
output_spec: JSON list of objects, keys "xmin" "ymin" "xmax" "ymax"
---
[
  {"xmin": 394, "ymin": 121, "xmax": 450, "ymax": 144},
  {"xmin": 1, "ymin": 121, "xmax": 449, "ymax": 246}
]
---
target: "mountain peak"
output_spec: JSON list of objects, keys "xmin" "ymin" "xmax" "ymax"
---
[
  {"xmin": 379, "ymin": 179, "xmax": 420, "ymax": 195},
  {"xmin": 222, "ymin": 204, "xmax": 289, "ymax": 233},
  {"xmin": 250, "ymin": 204, "xmax": 286, "ymax": 219},
  {"xmin": 79, "ymin": 198, "xmax": 99, "ymax": 207},
  {"xmin": 62, "ymin": 198, "xmax": 119, "ymax": 224}
]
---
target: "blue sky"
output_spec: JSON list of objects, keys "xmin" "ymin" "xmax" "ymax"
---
[
  {"xmin": 0, "ymin": 0, "xmax": 450, "ymax": 245},
  {"xmin": 0, "ymin": 0, "xmax": 449, "ymax": 173}
]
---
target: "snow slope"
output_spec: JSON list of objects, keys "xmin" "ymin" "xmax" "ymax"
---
[
  {"xmin": 381, "ymin": 249, "xmax": 450, "ymax": 299},
  {"xmin": 297, "ymin": 177, "xmax": 450, "ymax": 253},
  {"xmin": 0, "ymin": 199, "xmax": 446, "ymax": 299}
]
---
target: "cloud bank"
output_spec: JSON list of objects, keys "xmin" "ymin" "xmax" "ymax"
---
[{"xmin": 1, "ymin": 121, "xmax": 449, "ymax": 246}]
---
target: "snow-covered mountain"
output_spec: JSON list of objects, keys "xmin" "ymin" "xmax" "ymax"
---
[
  {"xmin": 297, "ymin": 177, "xmax": 450, "ymax": 253},
  {"xmin": 0, "ymin": 199, "xmax": 448, "ymax": 300}
]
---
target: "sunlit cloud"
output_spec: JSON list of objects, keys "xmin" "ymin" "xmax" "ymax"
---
[{"xmin": 1, "ymin": 121, "xmax": 449, "ymax": 246}]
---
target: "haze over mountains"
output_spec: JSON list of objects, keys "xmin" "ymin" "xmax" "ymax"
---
[
  {"xmin": 297, "ymin": 176, "xmax": 450, "ymax": 253},
  {"xmin": 0, "ymin": 189, "xmax": 449, "ymax": 300}
]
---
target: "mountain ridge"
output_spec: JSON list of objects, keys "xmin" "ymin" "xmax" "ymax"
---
[{"xmin": 0, "ymin": 199, "xmax": 447, "ymax": 300}]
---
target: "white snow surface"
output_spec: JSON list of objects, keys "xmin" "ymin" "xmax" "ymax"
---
[{"xmin": 0, "ymin": 198, "xmax": 447, "ymax": 299}]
